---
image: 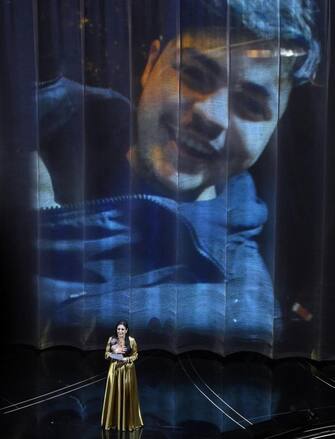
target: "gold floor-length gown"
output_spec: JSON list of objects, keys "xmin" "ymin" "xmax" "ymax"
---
[{"xmin": 101, "ymin": 336, "xmax": 143, "ymax": 431}]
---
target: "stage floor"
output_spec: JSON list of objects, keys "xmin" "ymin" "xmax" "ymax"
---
[{"xmin": 1, "ymin": 347, "xmax": 335, "ymax": 438}]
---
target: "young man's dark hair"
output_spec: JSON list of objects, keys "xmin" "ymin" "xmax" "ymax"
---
[{"xmin": 131, "ymin": 0, "xmax": 320, "ymax": 91}]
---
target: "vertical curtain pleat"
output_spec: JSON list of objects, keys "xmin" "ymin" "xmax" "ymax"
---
[
  {"xmin": 318, "ymin": 0, "xmax": 332, "ymax": 358},
  {"xmin": 0, "ymin": 0, "xmax": 39, "ymax": 345}
]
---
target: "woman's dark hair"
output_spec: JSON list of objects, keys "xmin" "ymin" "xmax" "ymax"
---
[{"xmin": 114, "ymin": 320, "xmax": 131, "ymax": 354}]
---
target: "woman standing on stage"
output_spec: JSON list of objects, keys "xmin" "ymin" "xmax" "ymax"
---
[{"xmin": 101, "ymin": 320, "xmax": 143, "ymax": 431}]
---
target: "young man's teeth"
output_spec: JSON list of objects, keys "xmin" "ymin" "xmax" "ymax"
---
[{"xmin": 180, "ymin": 133, "xmax": 206, "ymax": 154}]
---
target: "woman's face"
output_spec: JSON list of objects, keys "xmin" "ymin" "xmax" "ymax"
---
[{"xmin": 117, "ymin": 324, "xmax": 127, "ymax": 338}]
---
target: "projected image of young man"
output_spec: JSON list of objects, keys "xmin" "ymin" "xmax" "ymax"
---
[
  {"xmin": 37, "ymin": 0, "xmax": 320, "ymax": 353},
  {"xmin": 136, "ymin": 35, "xmax": 287, "ymax": 199}
]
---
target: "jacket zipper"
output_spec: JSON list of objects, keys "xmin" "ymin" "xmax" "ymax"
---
[{"xmin": 41, "ymin": 193, "xmax": 225, "ymax": 275}]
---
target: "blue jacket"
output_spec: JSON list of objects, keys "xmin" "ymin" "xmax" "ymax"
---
[
  {"xmin": 38, "ymin": 172, "xmax": 278, "ymax": 355},
  {"xmin": 37, "ymin": 78, "xmax": 279, "ymax": 355}
]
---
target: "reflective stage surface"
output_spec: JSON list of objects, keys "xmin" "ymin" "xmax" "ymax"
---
[{"xmin": 1, "ymin": 347, "xmax": 335, "ymax": 438}]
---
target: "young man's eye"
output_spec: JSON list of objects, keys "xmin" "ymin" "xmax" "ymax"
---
[
  {"xmin": 233, "ymin": 92, "xmax": 272, "ymax": 122},
  {"xmin": 172, "ymin": 62, "xmax": 218, "ymax": 94}
]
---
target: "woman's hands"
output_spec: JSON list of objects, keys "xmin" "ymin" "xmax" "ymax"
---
[
  {"xmin": 108, "ymin": 343, "xmax": 127, "ymax": 361},
  {"xmin": 113, "ymin": 345, "xmax": 127, "ymax": 354}
]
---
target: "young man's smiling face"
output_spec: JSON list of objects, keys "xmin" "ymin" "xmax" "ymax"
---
[{"xmin": 133, "ymin": 30, "xmax": 293, "ymax": 200}]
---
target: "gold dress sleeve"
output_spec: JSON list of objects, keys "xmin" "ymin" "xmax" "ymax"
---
[
  {"xmin": 127, "ymin": 337, "xmax": 138, "ymax": 363},
  {"xmin": 104, "ymin": 337, "xmax": 112, "ymax": 360}
]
